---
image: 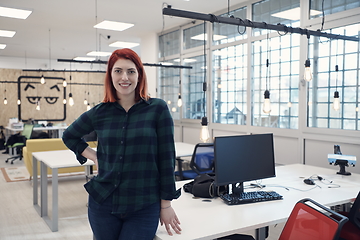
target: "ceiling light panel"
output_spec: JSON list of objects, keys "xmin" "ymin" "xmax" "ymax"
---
[
  {"xmin": 191, "ymin": 33, "xmax": 227, "ymax": 41},
  {"xmin": 87, "ymin": 51, "xmax": 112, "ymax": 57},
  {"xmin": 109, "ymin": 41, "xmax": 139, "ymax": 48},
  {"xmin": 271, "ymin": 7, "xmax": 322, "ymax": 21},
  {"xmin": 0, "ymin": 44, "xmax": 6, "ymax": 49},
  {"xmin": 73, "ymin": 57, "xmax": 96, "ymax": 61},
  {"xmin": 0, "ymin": 30, "xmax": 16, "ymax": 38},
  {"xmin": 0, "ymin": 6, "xmax": 32, "ymax": 19},
  {"xmin": 94, "ymin": 20, "xmax": 134, "ymax": 32}
]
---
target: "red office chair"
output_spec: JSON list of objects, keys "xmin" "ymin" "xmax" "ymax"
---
[
  {"xmin": 219, "ymin": 198, "xmax": 348, "ymax": 240},
  {"xmin": 334, "ymin": 191, "xmax": 360, "ymax": 240},
  {"xmin": 279, "ymin": 198, "xmax": 348, "ymax": 240}
]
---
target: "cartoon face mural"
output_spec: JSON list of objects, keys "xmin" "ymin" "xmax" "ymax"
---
[{"xmin": 18, "ymin": 76, "xmax": 66, "ymax": 121}]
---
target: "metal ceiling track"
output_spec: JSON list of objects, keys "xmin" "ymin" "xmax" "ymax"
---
[
  {"xmin": 163, "ymin": 6, "xmax": 359, "ymax": 42},
  {"xmin": 57, "ymin": 59, "xmax": 193, "ymax": 69}
]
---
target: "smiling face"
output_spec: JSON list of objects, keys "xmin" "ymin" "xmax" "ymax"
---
[
  {"xmin": 111, "ymin": 58, "xmax": 139, "ymax": 101},
  {"xmin": 18, "ymin": 77, "xmax": 66, "ymax": 121}
]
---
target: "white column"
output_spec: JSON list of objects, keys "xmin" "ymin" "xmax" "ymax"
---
[{"xmin": 140, "ymin": 33, "xmax": 158, "ymax": 98}]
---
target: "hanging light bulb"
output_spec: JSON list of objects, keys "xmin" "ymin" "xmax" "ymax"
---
[
  {"xmin": 63, "ymin": 98, "xmax": 67, "ymax": 104},
  {"xmin": 86, "ymin": 103, "xmax": 91, "ymax": 111},
  {"xmin": 17, "ymin": 99, "xmax": 21, "ymax": 105},
  {"xmin": 83, "ymin": 91, "xmax": 88, "ymax": 105},
  {"xmin": 200, "ymin": 117, "xmax": 210, "ymax": 143},
  {"xmin": 333, "ymin": 91, "xmax": 340, "ymax": 111},
  {"xmin": 304, "ymin": 59, "xmax": 312, "ymax": 82},
  {"xmin": 3, "ymin": 89, "xmax": 7, "ymax": 105},
  {"xmin": 40, "ymin": 75, "xmax": 45, "ymax": 84},
  {"xmin": 177, "ymin": 94, "xmax": 182, "ymax": 107},
  {"xmin": 287, "ymin": 101, "xmax": 292, "ymax": 108},
  {"xmin": 263, "ymin": 90, "xmax": 271, "ymax": 114},
  {"xmin": 68, "ymin": 93, "xmax": 74, "ymax": 106},
  {"xmin": 333, "ymin": 64, "xmax": 340, "ymax": 111},
  {"xmin": 63, "ymin": 79, "xmax": 67, "ymax": 87},
  {"xmin": 36, "ymin": 101, "xmax": 40, "ymax": 111}
]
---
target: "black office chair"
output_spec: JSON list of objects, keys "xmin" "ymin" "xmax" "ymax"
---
[
  {"xmin": 332, "ymin": 191, "xmax": 360, "ymax": 240},
  {"xmin": 5, "ymin": 124, "xmax": 34, "ymax": 164},
  {"xmin": 175, "ymin": 143, "xmax": 214, "ymax": 180}
]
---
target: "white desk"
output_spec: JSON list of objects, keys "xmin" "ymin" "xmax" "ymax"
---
[
  {"xmin": 32, "ymin": 150, "xmax": 94, "ymax": 232},
  {"xmin": 32, "ymin": 142, "xmax": 195, "ymax": 232},
  {"xmin": 175, "ymin": 142, "xmax": 195, "ymax": 158},
  {"xmin": 5, "ymin": 125, "xmax": 67, "ymax": 139},
  {"xmin": 155, "ymin": 164, "xmax": 360, "ymax": 240}
]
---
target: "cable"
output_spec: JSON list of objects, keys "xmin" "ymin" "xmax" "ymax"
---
[
  {"xmin": 308, "ymin": 174, "xmax": 341, "ymax": 188},
  {"xmin": 276, "ymin": 23, "xmax": 288, "ymax": 36},
  {"xmin": 236, "ymin": 18, "xmax": 246, "ymax": 35},
  {"xmin": 320, "ymin": 0, "xmax": 325, "ymax": 31}
]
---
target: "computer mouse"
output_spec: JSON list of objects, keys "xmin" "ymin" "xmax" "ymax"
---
[{"xmin": 304, "ymin": 178, "xmax": 315, "ymax": 185}]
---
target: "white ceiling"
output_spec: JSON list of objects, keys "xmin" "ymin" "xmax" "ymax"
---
[{"xmin": 0, "ymin": 0, "xmax": 246, "ymax": 62}]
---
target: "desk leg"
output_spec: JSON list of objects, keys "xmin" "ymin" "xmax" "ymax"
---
[
  {"xmin": 33, "ymin": 156, "xmax": 40, "ymax": 215},
  {"xmin": 51, "ymin": 168, "xmax": 58, "ymax": 232},
  {"xmin": 40, "ymin": 162, "xmax": 48, "ymax": 217},
  {"xmin": 42, "ymin": 167, "xmax": 58, "ymax": 232},
  {"xmin": 255, "ymin": 227, "xmax": 267, "ymax": 240}
]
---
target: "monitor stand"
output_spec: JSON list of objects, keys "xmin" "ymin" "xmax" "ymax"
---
[
  {"xmin": 231, "ymin": 182, "xmax": 244, "ymax": 196},
  {"xmin": 335, "ymin": 159, "xmax": 351, "ymax": 175}
]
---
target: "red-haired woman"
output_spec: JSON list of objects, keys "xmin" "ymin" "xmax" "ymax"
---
[{"xmin": 62, "ymin": 48, "xmax": 181, "ymax": 240}]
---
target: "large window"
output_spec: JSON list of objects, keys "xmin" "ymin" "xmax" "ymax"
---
[
  {"xmin": 182, "ymin": 55, "xmax": 206, "ymax": 120},
  {"xmin": 212, "ymin": 44, "xmax": 247, "ymax": 125},
  {"xmin": 310, "ymin": 0, "xmax": 360, "ymax": 19},
  {"xmin": 158, "ymin": 59, "xmax": 181, "ymax": 120},
  {"xmin": 213, "ymin": 6, "xmax": 247, "ymax": 45},
  {"xmin": 252, "ymin": 34, "xmax": 300, "ymax": 129},
  {"xmin": 158, "ymin": 0, "xmax": 359, "ymax": 132},
  {"xmin": 183, "ymin": 23, "xmax": 206, "ymax": 50},
  {"xmin": 252, "ymin": 0, "xmax": 300, "ymax": 36},
  {"xmin": 159, "ymin": 30, "xmax": 180, "ymax": 58},
  {"xmin": 308, "ymin": 23, "xmax": 360, "ymax": 130}
]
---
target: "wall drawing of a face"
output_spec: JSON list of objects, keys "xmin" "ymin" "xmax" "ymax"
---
[{"xmin": 18, "ymin": 76, "xmax": 66, "ymax": 121}]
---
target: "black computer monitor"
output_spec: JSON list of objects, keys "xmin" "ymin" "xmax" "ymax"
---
[{"xmin": 214, "ymin": 133, "xmax": 275, "ymax": 195}]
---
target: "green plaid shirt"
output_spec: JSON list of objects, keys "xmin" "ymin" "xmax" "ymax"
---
[{"xmin": 62, "ymin": 98, "xmax": 180, "ymax": 214}]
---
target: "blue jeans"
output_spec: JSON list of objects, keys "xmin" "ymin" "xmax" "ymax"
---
[{"xmin": 88, "ymin": 195, "xmax": 160, "ymax": 240}]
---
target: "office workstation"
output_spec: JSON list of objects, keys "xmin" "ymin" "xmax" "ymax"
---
[
  {"xmin": 156, "ymin": 134, "xmax": 360, "ymax": 240},
  {"xmin": 1, "ymin": 0, "xmax": 360, "ymax": 239}
]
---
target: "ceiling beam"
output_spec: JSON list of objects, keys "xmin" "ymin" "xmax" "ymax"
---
[{"xmin": 163, "ymin": 6, "xmax": 359, "ymax": 42}]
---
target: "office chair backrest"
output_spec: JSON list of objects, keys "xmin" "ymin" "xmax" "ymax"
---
[
  {"xmin": 279, "ymin": 198, "xmax": 348, "ymax": 240},
  {"xmin": 22, "ymin": 124, "xmax": 34, "ymax": 140},
  {"xmin": 190, "ymin": 143, "xmax": 214, "ymax": 174},
  {"xmin": 348, "ymin": 191, "xmax": 360, "ymax": 229}
]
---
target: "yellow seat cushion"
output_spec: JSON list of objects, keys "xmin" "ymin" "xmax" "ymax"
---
[{"xmin": 23, "ymin": 138, "xmax": 97, "ymax": 178}]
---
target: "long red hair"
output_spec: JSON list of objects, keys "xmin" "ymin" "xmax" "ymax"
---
[{"xmin": 103, "ymin": 48, "xmax": 149, "ymax": 102}]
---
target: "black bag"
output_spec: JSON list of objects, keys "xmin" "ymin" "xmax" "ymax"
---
[{"xmin": 183, "ymin": 173, "xmax": 228, "ymax": 198}]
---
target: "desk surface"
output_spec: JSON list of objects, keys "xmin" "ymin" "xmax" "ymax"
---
[
  {"xmin": 32, "ymin": 142, "xmax": 194, "ymax": 169},
  {"xmin": 5, "ymin": 125, "xmax": 67, "ymax": 131},
  {"xmin": 155, "ymin": 164, "xmax": 360, "ymax": 240},
  {"xmin": 32, "ymin": 149, "xmax": 94, "ymax": 168}
]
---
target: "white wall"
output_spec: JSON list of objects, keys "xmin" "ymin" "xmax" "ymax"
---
[{"xmin": 140, "ymin": 33, "xmax": 158, "ymax": 98}]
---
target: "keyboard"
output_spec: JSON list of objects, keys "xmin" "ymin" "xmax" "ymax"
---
[{"xmin": 220, "ymin": 191, "xmax": 283, "ymax": 205}]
